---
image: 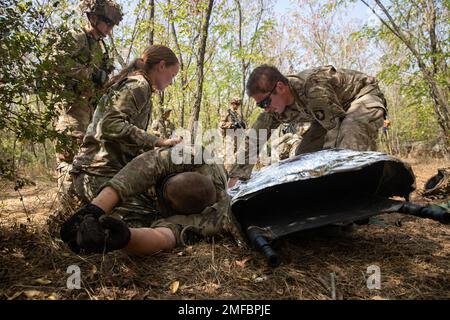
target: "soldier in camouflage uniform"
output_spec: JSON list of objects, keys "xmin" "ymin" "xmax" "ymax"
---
[
  {"xmin": 219, "ymin": 97, "xmax": 247, "ymax": 137},
  {"xmin": 151, "ymin": 109, "xmax": 176, "ymax": 139},
  {"xmin": 70, "ymin": 45, "xmax": 182, "ymax": 217},
  {"xmin": 228, "ymin": 64, "xmax": 387, "ymax": 186},
  {"xmin": 219, "ymin": 97, "xmax": 247, "ymax": 170},
  {"xmin": 61, "ymin": 146, "xmax": 236, "ymax": 254},
  {"xmin": 53, "ymin": 0, "xmax": 123, "ymax": 198}
]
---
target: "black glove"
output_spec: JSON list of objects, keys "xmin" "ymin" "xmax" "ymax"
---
[
  {"xmin": 92, "ymin": 68, "xmax": 108, "ymax": 86},
  {"xmin": 76, "ymin": 215, "xmax": 131, "ymax": 254},
  {"xmin": 60, "ymin": 203, "xmax": 105, "ymax": 253}
]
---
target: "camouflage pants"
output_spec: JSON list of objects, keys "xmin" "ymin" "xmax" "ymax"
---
[
  {"xmin": 295, "ymin": 93, "xmax": 385, "ymax": 154},
  {"xmin": 55, "ymin": 99, "xmax": 94, "ymax": 201},
  {"xmin": 73, "ymin": 173, "xmax": 162, "ymax": 228},
  {"xmin": 55, "ymin": 99, "xmax": 94, "ymax": 141}
]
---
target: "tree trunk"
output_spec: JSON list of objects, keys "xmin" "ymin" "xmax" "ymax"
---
[
  {"xmin": 148, "ymin": 0, "xmax": 155, "ymax": 45},
  {"xmin": 169, "ymin": 0, "xmax": 187, "ymax": 127},
  {"xmin": 362, "ymin": 0, "xmax": 450, "ymax": 140},
  {"xmin": 188, "ymin": 0, "xmax": 214, "ymax": 140}
]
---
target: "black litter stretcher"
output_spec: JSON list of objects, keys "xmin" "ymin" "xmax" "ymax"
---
[{"xmin": 229, "ymin": 149, "xmax": 449, "ymax": 267}]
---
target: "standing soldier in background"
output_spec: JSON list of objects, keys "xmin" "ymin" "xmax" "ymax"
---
[
  {"xmin": 53, "ymin": 0, "xmax": 123, "ymax": 200},
  {"xmin": 151, "ymin": 109, "xmax": 176, "ymax": 139},
  {"xmin": 219, "ymin": 97, "xmax": 247, "ymax": 137},
  {"xmin": 219, "ymin": 97, "xmax": 247, "ymax": 169}
]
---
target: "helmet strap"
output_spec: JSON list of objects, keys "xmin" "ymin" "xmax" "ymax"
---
[{"xmin": 87, "ymin": 13, "xmax": 107, "ymax": 39}]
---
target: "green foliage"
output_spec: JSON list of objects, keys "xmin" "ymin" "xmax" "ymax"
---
[{"xmin": 0, "ymin": 0, "xmax": 75, "ymax": 184}]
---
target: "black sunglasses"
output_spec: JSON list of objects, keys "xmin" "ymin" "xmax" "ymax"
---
[
  {"xmin": 256, "ymin": 84, "xmax": 277, "ymax": 109},
  {"xmin": 98, "ymin": 15, "xmax": 115, "ymax": 27}
]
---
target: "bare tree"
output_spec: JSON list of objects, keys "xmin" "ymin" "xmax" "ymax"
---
[
  {"xmin": 361, "ymin": 0, "xmax": 449, "ymax": 138},
  {"xmin": 188, "ymin": 0, "xmax": 215, "ymax": 138}
]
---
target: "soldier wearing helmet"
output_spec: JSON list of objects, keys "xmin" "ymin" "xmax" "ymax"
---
[
  {"xmin": 219, "ymin": 97, "xmax": 246, "ymax": 135},
  {"xmin": 53, "ymin": 0, "xmax": 123, "ymax": 203}
]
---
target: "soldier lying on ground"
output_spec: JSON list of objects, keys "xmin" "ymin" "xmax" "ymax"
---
[
  {"xmin": 60, "ymin": 147, "xmax": 235, "ymax": 255},
  {"xmin": 228, "ymin": 64, "xmax": 388, "ymax": 187}
]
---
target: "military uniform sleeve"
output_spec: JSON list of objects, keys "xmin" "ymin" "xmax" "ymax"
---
[
  {"xmin": 99, "ymin": 81, "xmax": 159, "ymax": 150},
  {"xmin": 219, "ymin": 110, "xmax": 231, "ymax": 129},
  {"xmin": 103, "ymin": 147, "xmax": 204, "ymax": 201},
  {"xmin": 53, "ymin": 29, "xmax": 93, "ymax": 82},
  {"xmin": 228, "ymin": 111, "xmax": 281, "ymax": 180},
  {"xmin": 304, "ymin": 66, "xmax": 346, "ymax": 131}
]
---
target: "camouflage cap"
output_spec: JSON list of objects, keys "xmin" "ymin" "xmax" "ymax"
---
[
  {"xmin": 230, "ymin": 96, "xmax": 242, "ymax": 106},
  {"xmin": 79, "ymin": 0, "xmax": 123, "ymax": 25}
]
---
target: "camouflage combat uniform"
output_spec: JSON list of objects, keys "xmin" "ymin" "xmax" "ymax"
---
[
  {"xmin": 71, "ymin": 73, "xmax": 160, "ymax": 218},
  {"xmin": 151, "ymin": 118, "xmax": 176, "ymax": 139},
  {"xmin": 230, "ymin": 65, "xmax": 387, "ymax": 179},
  {"xmin": 73, "ymin": 147, "xmax": 234, "ymax": 246},
  {"xmin": 53, "ymin": 26, "xmax": 114, "ymax": 194},
  {"xmin": 219, "ymin": 108, "xmax": 246, "ymax": 137}
]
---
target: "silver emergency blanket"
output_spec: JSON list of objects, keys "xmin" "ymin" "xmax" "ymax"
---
[{"xmin": 229, "ymin": 149, "xmax": 416, "ymax": 242}]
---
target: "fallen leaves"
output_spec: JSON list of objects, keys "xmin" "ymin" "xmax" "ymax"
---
[
  {"xmin": 235, "ymin": 256, "xmax": 252, "ymax": 268},
  {"xmin": 169, "ymin": 281, "xmax": 180, "ymax": 294},
  {"xmin": 32, "ymin": 278, "xmax": 52, "ymax": 285}
]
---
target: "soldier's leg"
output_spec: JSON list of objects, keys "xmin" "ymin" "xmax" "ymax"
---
[
  {"xmin": 55, "ymin": 101, "xmax": 93, "ymax": 201},
  {"xmin": 335, "ymin": 94, "xmax": 385, "ymax": 151},
  {"xmin": 294, "ymin": 121, "xmax": 326, "ymax": 155},
  {"xmin": 73, "ymin": 173, "xmax": 161, "ymax": 228}
]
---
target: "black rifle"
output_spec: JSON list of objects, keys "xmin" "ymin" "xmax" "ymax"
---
[{"xmin": 228, "ymin": 109, "xmax": 246, "ymax": 129}]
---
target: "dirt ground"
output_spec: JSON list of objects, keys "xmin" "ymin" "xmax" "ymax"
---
[{"xmin": 0, "ymin": 157, "xmax": 449, "ymax": 300}]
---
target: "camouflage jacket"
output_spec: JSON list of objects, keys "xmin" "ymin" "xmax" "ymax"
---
[
  {"xmin": 151, "ymin": 118, "xmax": 176, "ymax": 139},
  {"xmin": 229, "ymin": 65, "xmax": 386, "ymax": 179},
  {"xmin": 72, "ymin": 74, "xmax": 159, "ymax": 177},
  {"xmin": 53, "ymin": 27, "xmax": 113, "ymax": 101},
  {"xmin": 104, "ymin": 147, "xmax": 233, "ymax": 236}
]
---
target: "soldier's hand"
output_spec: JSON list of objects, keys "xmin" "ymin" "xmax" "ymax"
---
[
  {"xmin": 156, "ymin": 136, "xmax": 183, "ymax": 147},
  {"xmin": 228, "ymin": 177, "xmax": 240, "ymax": 189},
  {"xmin": 60, "ymin": 203, "xmax": 105, "ymax": 253},
  {"xmin": 76, "ymin": 215, "xmax": 131, "ymax": 254},
  {"xmin": 92, "ymin": 68, "xmax": 108, "ymax": 86}
]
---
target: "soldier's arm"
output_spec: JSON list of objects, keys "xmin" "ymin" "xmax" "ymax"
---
[
  {"xmin": 101, "ymin": 147, "xmax": 204, "ymax": 201},
  {"xmin": 228, "ymin": 111, "xmax": 281, "ymax": 181},
  {"xmin": 219, "ymin": 113, "xmax": 232, "ymax": 129},
  {"xmin": 304, "ymin": 67, "xmax": 347, "ymax": 132},
  {"xmin": 99, "ymin": 81, "xmax": 159, "ymax": 150},
  {"xmin": 53, "ymin": 30, "xmax": 93, "ymax": 81}
]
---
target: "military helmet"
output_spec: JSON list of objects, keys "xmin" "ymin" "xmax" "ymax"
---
[
  {"xmin": 79, "ymin": 0, "xmax": 123, "ymax": 25},
  {"xmin": 230, "ymin": 96, "xmax": 242, "ymax": 106},
  {"xmin": 423, "ymin": 167, "xmax": 450, "ymax": 198}
]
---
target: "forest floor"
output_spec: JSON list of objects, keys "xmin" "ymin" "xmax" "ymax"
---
[{"xmin": 0, "ymin": 156, "xmax": 449, "ymax": 300}]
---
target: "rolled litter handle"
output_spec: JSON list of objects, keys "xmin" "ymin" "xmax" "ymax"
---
[
  {"xmin": 247, "ymin": 226, "xmax": 281, "ymax": 267},
  {"xmin": 399, "ymin": 202, "xmax": 449, "ymax": 224}
]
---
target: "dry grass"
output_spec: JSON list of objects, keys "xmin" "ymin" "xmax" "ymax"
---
[{"xmin": 0, "ymin": 157, "xmax": 449, "ymax": 300}]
